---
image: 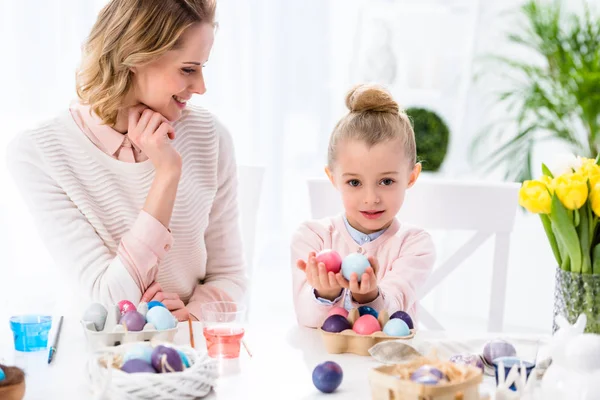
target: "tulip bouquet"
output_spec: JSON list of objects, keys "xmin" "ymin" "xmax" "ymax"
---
[{"xmin": 519, "ymin": 155, "xmax": 600, "ymax": 332}]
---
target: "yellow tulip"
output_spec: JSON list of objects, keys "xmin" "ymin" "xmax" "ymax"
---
[
  {"xmin": 540, "ymin": 175, "xmax": 554, "ymax": 193},
  {"xmin": 579, "ymin": 161, "xmax": 600, "ymax": 188},
  {"xmin": 554, "ymin": 173, "xmax": 588, "ymax": 210},
  {"xmin": 519, "ymin": 180, "xmax": 552, "ymax": 214},
  {"xmin": 591, "ymin": 183, "xmax": 600, "ymax": 217}
]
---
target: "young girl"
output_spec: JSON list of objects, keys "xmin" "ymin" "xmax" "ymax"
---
[{"xmin": 291, "ymin": 83, "xmax": 436, "ymax": 328}]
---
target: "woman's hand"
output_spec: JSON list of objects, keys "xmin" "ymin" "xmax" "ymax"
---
[
  {"xmin": 127, "ymin": 106, "xmax": 182, "ymax": 176},
  {"xmin": 141, "ymin": 282, "xmax": 191, "ymax": 321},
  {"xmin": 297, "ymin": 251, "xmax": 344, "ymax": 301},
  {"xmin": 335, "ymin": 256, "xmax": 379, "ymax": 304}
]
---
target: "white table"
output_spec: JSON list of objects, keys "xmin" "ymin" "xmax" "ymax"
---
[{"xmin": 0, "ymin": 316, "xmax": 549, "ymax": 399}]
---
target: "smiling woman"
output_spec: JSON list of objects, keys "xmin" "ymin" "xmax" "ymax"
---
[{"xmin": 6, "ymin": 0, "xmax": 247, "ymax": 322}]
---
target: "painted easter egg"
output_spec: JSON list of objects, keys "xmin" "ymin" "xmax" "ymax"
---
[
  {"xmin": 137, "ymin": 302, "xmax": 149, "ymax": 318},
  {"xmin": 449, "ymin": 354, "xmax": 484, "ymax": 372},
  {"xmin": 389, "ymin": 310, "xmax": 414, "ymax": 329},
  {"xmin": 341, "ymin": 253, "xmax": 370, "ymax": 282},
  {"xmin": 119, "ymin": 311, "xmax": 146, "ymax": 332},
  {"xmin": 178, "ymin": 350, "xmax": 191, "ymax": 368},
  {"xmin": 357, "ymin": 305, "xmax": 378, "ymax": 318},
  {"xmin": 410, "ymin": 365, "xmax": 446, "ymax": 385},
  {"xmin": 312, "ymin": 361, "xmax": 343, "ymax": 393},
  {"xmin": 321, "ymin": 315, "xmax": 351, "ymax": 333},
  {"xmin": 383, "ymin": 318, "xmax": 410, "ymax": 337},
  {"xmin": 151, "ymin": 345, "xmax": 183, "ymax": 373},
  {"xmin": 121, "ymin": 359, "xmax": 156, "ymax": 374},
  {"xmin": 316, "ymin": 249, "xmax": 343, "ymax": 273},
  {"xmin": 327, "ymin": 307, "xmax": 349, "ymax": 318},
  {"xmin": 82, "ymin": 303, "xmax": 108, "ymax": 331},
  {"xmin": 146, "ymin": 306, "xmax": 177, "ymax": 331},
  {"xmin": 148, "ymin": 300, "xmax": 166, "ymax": 310},
  {"xmin": 123, "ymin": 344, "xmax": 154, "ymax": 365},
  {"xmin": 483, "ymin": 339, "xmax": 517, "ymax": 365},
  {"xmin": 117, "ymin": 300, "xmax": 137, "ymax": 316},
  {"xmin": 0, "ymin": 367, "xmax": 5, "ymax": 382},
  {"xmin": 352, "ymin": 315, "xmax": 381, "ymax": 335}
]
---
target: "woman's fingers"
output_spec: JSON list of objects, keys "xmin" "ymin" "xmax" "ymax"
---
[{"xmin": 141, "ymin": 282, "xmax": 162, "ymax": 303}]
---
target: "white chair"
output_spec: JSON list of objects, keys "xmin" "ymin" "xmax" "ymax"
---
[
  {"xmin": 306, "ymin": 176, "xmax": 520, "ymax": 332},
  {"xmin": 236, "ymin": 165, "xmax": 265, "ymax": 315}
]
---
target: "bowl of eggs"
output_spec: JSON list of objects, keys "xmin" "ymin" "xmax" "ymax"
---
[
  {"xmin": 319, "ymin": 306, "xmax": 416, "ymax": 356},
  {"xmin": 87, "ymin": 341, "xmax": 217, "ymax": 400},
  {"xmin": 81, "ymin": 300, "xmax": 178, "ymax": 350},
  {"xmin": 368, "ymin": 356, "xmax": 485, "ymax": 400}
]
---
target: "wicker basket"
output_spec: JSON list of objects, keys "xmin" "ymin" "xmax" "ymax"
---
[
  {"xmin": 368, "ymin": 358, "xmax": 486, "ymax": 400},
  {"xmin": 88, "ymin": 342, "xmax": 217, "ymax": 400}
]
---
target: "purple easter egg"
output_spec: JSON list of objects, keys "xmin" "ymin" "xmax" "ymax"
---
[
  {"xmin": 121, "ymin": 359, "xmax": 156, "ymax": 374},
  {"xmin": 321, "ymin": 315, "xmax": 352, "ymax": 333},
  {"xmin": 483, "ymin": 339, "xmax": 517, "ymax": 365},
  {"xmin": 390, "ymin": 310, "xmax": 414, "ymax": 329},
  {"xmin": 119, "ymin": 311, "xmax": 146, "ymax": 332},
  {"xmin": 410, "ymin": 365, "xmax": 446, "ymax": 385},
  {"xmin": 312, "ymin": 361, "xmax": 343, "ymax": 393},
  {"xmin": 449, "ymin": 354, "xmax": 485, "ymax": 372},
  {"xmin": 151, "ymin": 345, "xmax": 183, "ymax": 373}
]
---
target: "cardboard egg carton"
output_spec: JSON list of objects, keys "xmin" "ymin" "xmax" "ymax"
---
[
  {"xmin": 368, "ymin": 357, "xmax": 487, "ymax": 400},
  {"xmin": 81, "ymin": 305, "xmax": 177, "ymax": 350},
  {"xmin": 319, "ymin": 309, "xmax": 416, "ymax": 356}
]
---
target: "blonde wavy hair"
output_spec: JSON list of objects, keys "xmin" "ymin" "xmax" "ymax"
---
[
  {"xmin": 327, "ymin": 83, "xmax": 417, "ymax": 169},
  {"xmin": 76, "ymin": 0, "xmax": 216, "ymax": 126}
]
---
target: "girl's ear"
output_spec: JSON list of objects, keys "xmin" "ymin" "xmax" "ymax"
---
[
  {"xmin": 407, "ymin": 163, "xmax": 422, "ymax": 188},
  {"xmin": 325, "ymin": 165, "xmax": 336, "ymax": 187}
]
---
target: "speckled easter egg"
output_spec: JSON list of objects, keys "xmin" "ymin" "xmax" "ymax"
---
[
  {"xmin": 321, "ymin": 315, "xmax": 352, "ymax": 333},
  {"xmin": 117, "ymin": 300, "xmax": 137, "ymax": 316},
  {"xmin": 327, "ymin": 307, "xmax": 349, "ymax": 318},
  {"xmin": 483, "ymin": 339, "xmax": 517, "ymax": 365},
  {"xmin": 123, "ymin": 344, "xmax": 154, "ymax": 365},
  {"xmin": 82, "ymin": 303, "xmax": 108, "ymax": 331},
  {"xmin": 121, "ymin": 359, "xmax": 156, "ymax": 374},
  {"xmin": 357, "ymin": 306, "xmax": 378, "ymax": 318},
  {"xmin": 151, "ymin": 345, "xmax": 183, "ymax": 373},
  {"xmin": 119, "ymin": 311, "xmax": 146, "ymax": 332},
  {"xmin": 146, "ymin": 306, "xmax": 177, "ymax": 331},
  {"xmin": 352, "ymin": 315, "xmax": 381, "ymax": 335},
  {"xmin": 341, "ymin": 253, "xmax": 370, "ymax": 282},
  {"xmin": 148, "ymin": 300, "xmax": 166, "ymax": 310},
  {"xmin": 449, "ymin": 354, "xmax": 484, "ymax": 372},
  {"xmin": 389, "ymin": 310, "xmax": 414, "ymax": 329},
  {"xmin": 383, "ymin": 318, "xmax": 410, "ymax": 337}
]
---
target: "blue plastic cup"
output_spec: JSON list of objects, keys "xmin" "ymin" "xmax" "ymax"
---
[{"xmin": 9, "ymin": 315, "xmax": 52, "ymax": 352}]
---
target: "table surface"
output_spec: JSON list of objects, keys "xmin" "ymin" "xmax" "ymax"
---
[{"xmin": 0, "ymin": 316, "xmax": 550, "ymax": 400}]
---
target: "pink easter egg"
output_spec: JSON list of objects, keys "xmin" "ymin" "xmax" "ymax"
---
[
  {"xmin": 327, "ymin": 307, "xmax": 349, "ymax": 318},
  {"xmin": 352, "ymin": 315, "xmax": 381, "ymax": 335},
  {"xmin": 117, "ymin": 300, "xmax": 136, "ymax": 316},
  {"xmin": 316, "ymin": 250, "xmax": 343, "ymax": 274}
]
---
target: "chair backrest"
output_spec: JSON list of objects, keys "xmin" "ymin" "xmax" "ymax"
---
[
  {"xmin": 306, "ymin": 176, "xmax": 520, "ymax": 332},
  {"xmin": 237, "ymin": 165, "xmax": 265, "ymax": 279}
]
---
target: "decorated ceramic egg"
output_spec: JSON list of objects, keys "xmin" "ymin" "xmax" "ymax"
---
[
  {"xmin": 148, "ymin": 300, "xmax": 166, "ymax": 310},
  {"xmin": 82, "ymin": 303, "xmax": 108, "ymax": 331},
  {"xmin": 352, "ymin": 315, "xmax": 381, "ymax": 335},
  {"xmin": 121, "ymin": 359, "xmax": 156, "ymax": 374},
  {"xmin": 151, "ymin": 345, "xmax": 184, "ymax": 373},
  {"xmin": 312, "ymin": 361, "xmax": 343, "ymax": 393},
  {"xmin": 137, "ymin": 302, "xmax": 149, "ymax": 318},
  {"xmin": 483, "ymin": 339, "xmax": 517, "ymax": 365},
  {"xmin": 119, "ymin": 311, "xmax": 146, "ymax": 332},
  {"xmin": 449, "ymin": 354, "xmax": 485, "ymax": 372},
  {"xmin": 383, "ymin": 318, "xmax": 410, "ymax": 337},
  {"xmin": 389, "ymin": 310, "xmax": 414, "ymax": 329},
  {"xmin": 357, "ymin": 305, "xmax": 378, "ymax": 318},
  {"xmin": 146, "ymin": 306, "xmax": 177, "ymax": 331},
  {"xmin": 321, "ymin": 315, "xmax": 352, "ymax": 333},
  {"xmin": 316, "ymin": 249, "xmax": 343, "ymax": 273},
  {"xmin": 117, "ymin": 300, "xmax": 137, "ymax": 316},
  {"xmin": 327, "ymin": 307, "xmax": 349, "ymax": 318},
  {"xmin": 410, "ymin": 365, "xmax": 446, "ymax": 385},
  {"xmin": 341, "ymin": 253, "xmax": 370, "ymax": 282},
  {"xmin": 123, "ymin": 344, "xmax": 154, "ymax": 365}
]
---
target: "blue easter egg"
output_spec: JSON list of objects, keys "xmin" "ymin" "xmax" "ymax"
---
[
  {"xmin": 383, "ymin": 318, "xmax": 410, "ymax": 337},
  {"xmin": 177, "ymin": 349, "xmax": 190, "ymax": 368},
  {"xmin": 357, "ymin": 306, "xmax": 378, "ymax": 318},
  {"xmin": 0, "ymin": 367, "xmax": 5, "ymax": 382},
  {"xmin": 123, "ymin": 344, "xmax": 153, "ymax": 364},
  {"xmin": 146, "ymin": 306, "xmax": 177, "ymax": 330},
  {"xmin": 341, "ymin": 253, "xmax": 370, "ymax": 282},
  {"xmin": 312, "ymin": 361, "xmax": 343, "ymax": 393},
  {"xmin": 148, "ymin": 301, "xmax": 166, "ymax": 310}
]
